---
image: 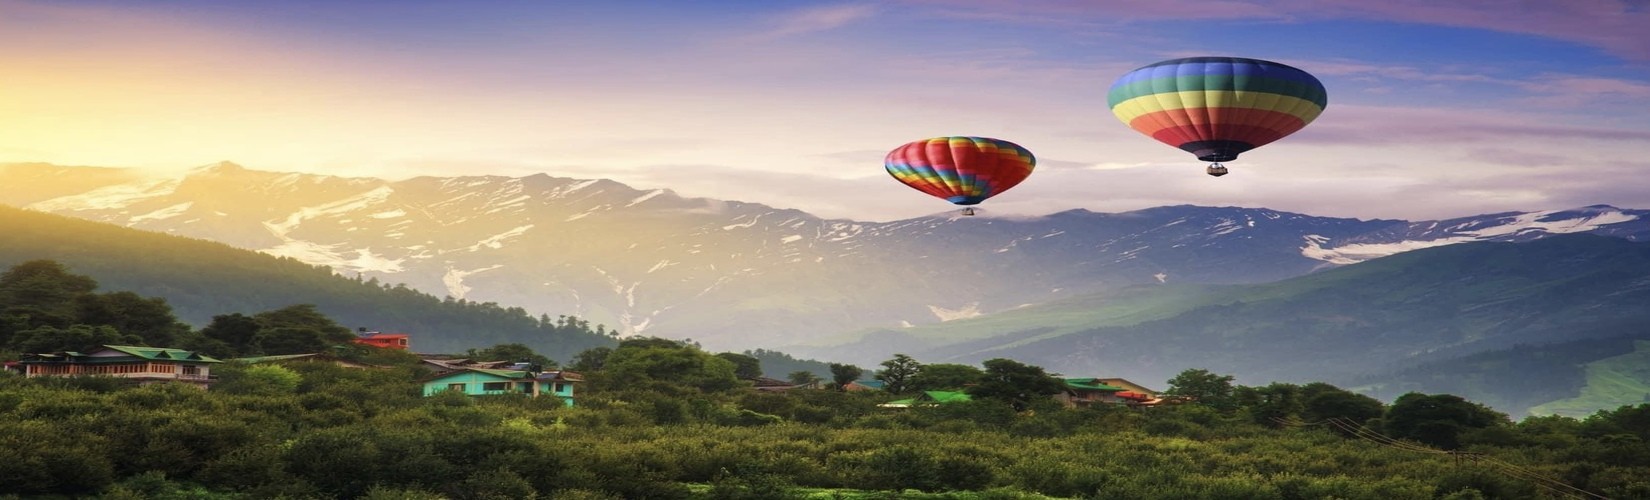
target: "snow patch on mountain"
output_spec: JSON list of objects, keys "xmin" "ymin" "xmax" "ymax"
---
[
  {"xmin": 28, "ymin": 177, "xmax": 182, "ymax": 212},
  {"xmin": 929, "ymin": 303, "xmax": 983, "ymax": 321},
  {"xmin": 369, "ymin": 209, "xmax": 406, "ymax": 219},
  {"xmin": 262, "ymin": 241, "xmax": 406, "ymax": 274},
  {"xmin": 1299, "ymin": 235, "xmax": 1465, "ymax": 265},
  {"xmin": 628, "ymin": 189, "xmax": 665, "ymax": 207},
  {"xmin": 1301, "ymin": 208, "xmax": 1641, "ymax": 265},
  {"xmin": 723, "ymin": 214, "xmax": 763, "ymax": 230},
  {"xmin": 485, "ymin": 195, "xmax": 532, "ymax": 214},
  {"xmin": 468, "ymin": 225, "xmax": 534, "ymax": 251},
  {"xmin": 443, "ymin": 264, "xmax": 503, "ymax": 299},
  {"xmin": 1462, "ymin": 209, "xmax": 1637, "ymax": 238},
  {"xmin": 1211, "ymin": 219, "xmax": 1245, "ymax": 236},
  {"xmin": 129, "ymin": 202, "xmax": 193, "ymax": 223},
  {"xmin": 780, "ymin": 235, "xmax": 803, "ymax": 244},
  {"xmin": 264, "ymin": 186, "xmax": 395, "ymax": 238}
]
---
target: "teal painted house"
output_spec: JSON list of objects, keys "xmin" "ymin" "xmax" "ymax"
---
[{"xmin": 422, "ymin": 368, "xmax": 582, "ymax": 407}]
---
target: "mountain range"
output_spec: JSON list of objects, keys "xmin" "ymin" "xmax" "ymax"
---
[
  {"xmin": 4, "ymin": 162, "xmax": 1646, "ymax": 354},
  {"xmin": 5, "ymin": 161, "xmax": 1650, "ymax": 416}
]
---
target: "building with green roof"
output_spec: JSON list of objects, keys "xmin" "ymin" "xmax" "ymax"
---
[
  {"xmin": 422, "ymin": 367, "xmax": 583, "ymax": 407},
  {"xmin": 1057, "ymin": 377, "xmax": 1148, "ymax": 407},
  {"xmin": 19, "ymin": 345, "xmax": 222, "ymax": 389}
]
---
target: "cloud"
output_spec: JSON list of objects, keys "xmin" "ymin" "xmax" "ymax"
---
[
  {"xmin": 739, "ymin": 3, "xmax": 878, "ymax": 42},
  {"xmin": 1295, "ymin": 104, "xmax": 1650, "ymax": 146}
]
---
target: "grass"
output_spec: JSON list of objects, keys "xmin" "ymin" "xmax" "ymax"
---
[{"xmin": 1528, "ymin": 340, "xmax": 1650, "ymax": 418}]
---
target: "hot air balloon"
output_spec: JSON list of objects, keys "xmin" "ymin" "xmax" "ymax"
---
[
  {"xmin": 1108, "ymin": 56, "xmax": 1327, "ymax": 177},
  {"xmin": 884, "ymin": 136, "xmax": 1036, "ymax": 216}
]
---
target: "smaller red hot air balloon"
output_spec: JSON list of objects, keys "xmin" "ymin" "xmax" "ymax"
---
[{"xmin": 884, "ymin": 136, "xmax": 1036, "ymax": 216}]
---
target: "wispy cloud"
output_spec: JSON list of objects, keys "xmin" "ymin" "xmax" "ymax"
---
[
  {"xmin": 740, "ymin": 3, "xmax": 879, "ymax": 42},
  {"xmin": 1296, "ymin": 105, "xmax": 1650, "ymax": 146}
]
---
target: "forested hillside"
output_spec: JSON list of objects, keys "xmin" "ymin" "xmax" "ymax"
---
[
  {"xmin": 0, "ymin": 205, "xmax": 614, "ymax": 360},
  {"xmin": 4, "ymin": 338, "xmax": 1648, "ymax": 498}
]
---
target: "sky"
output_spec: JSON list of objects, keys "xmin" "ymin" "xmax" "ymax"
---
[{"xmin": 4, "ymin": 0, "xmax": 1649, "ymax": 222}]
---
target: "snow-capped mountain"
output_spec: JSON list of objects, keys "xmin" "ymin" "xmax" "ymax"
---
[{"xmin": 4, "ymin": 162, "xmax": 1647, "ymax": 351}]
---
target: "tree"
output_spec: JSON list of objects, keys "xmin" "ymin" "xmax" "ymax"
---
[
  {"xmin": 787, "ymin": 370, "xmax": 821, "ymax": 386},
  {"xmin": 198, "ymin": 313, "xmax": 262, "ymax": 357},
  {"xmin": 966, "ymin": 358, "xmax": 1066, "ymax": 412},
  {"xmin": 466, "ymin": 343, "xmax": 555, "ymax": 369},
  {"xmin": 1383, "ymin": 392, "xmax": 1509, "ymax": 449},
  {"xmin": 0, "ymin": 260, "xmax": 98, "ymax": 326},
  {"xmin": 1165, "ymin": 368, "xmax": 1237, "ymax": 411},
  {"xmin": 602, "ymin": 341, "xmax": 738, "ymax": 392},
  {"xmin": 908, "ymin": 363, "xmax": 984, "ymax": 392},
  {"xmin": 716, "ymin": 352, "xmax": 763, "ymax": 380},
  {"xmin": 251, "ymin": 305, "xmax": 355, "ymax": 355},
  {"xmin": 215, "ymin": 363, "xmax": 302, "ymax": 395},
  {"xmin": 9, "ymin": 324, "xmax": 140, "ymax": 354},
  {"xmin": 829, "ymin": 363, "xmax": 863, "ymax": 390},
  {"xmin": 74, "ymin": 291, "xmax": 189, "ymax": 347},
  {"xmin": 0, "ymin": 260, "xmax": 99, "ymax": 347},
  {"xmin": 1236, "ymin": 382, "xmax": 1304, "ymax": 427},
  {"xmin": 875, "ymin": 354, "xmax": 921, "ymax": 395},
  {"xmin": 1301, "ymin": 383, "xmax": 1385, "ymax": 426},
  {"xmin": 570, "ymin": 346, "xmax": 612, "ymax": 372}
]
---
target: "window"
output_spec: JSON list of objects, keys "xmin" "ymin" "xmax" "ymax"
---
[
  {"xmin": 447, "ymin": 383, "xmax": 467, "ymax": 392},
  {"xmin": 482, "ymin": 382, "xmax": 509, "ymax": 391},
  {"xmin": 181, "ymin": 365, "xmax": 200, "ymax": 376},
  {"xmin": 553, "ymin": 383, "xmax": 566, "ymax": 393}
]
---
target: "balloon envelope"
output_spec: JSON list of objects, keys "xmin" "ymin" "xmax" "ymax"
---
[
  {"xmin": 1108, "ymin": 57, "xmax": 1327, "ymax": 163},
  {"xmin": 884, "ymin": 136, "xmax": 1036, "ymax": 206}
]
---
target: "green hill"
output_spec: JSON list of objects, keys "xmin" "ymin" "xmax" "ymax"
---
[
  {"xmin": 0, "ymin": 205, "xmax": 615, "ymax": 361},
  {"xmin": 1528, "ymin": 340, "xmax": 1650, "ymax": 418},
  {"xmin": 1351, "ymin": 335, "xmax": 1650, "ymax": 418}
]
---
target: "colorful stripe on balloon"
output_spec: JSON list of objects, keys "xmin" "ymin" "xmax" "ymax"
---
[
  {"xmin": 884, "ymin": 137, "xmax": 1035, "ymax": 206},
  {"xmin": 1107, "ymin": 57, "xmax": 1327, "ymax": 162}
]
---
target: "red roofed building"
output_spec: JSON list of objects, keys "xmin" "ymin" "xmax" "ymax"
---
[{"xmin": 352, "ymin": 330, "xmax": 410, "ymax": 350}]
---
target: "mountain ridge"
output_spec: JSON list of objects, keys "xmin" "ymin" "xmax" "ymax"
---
[{"xmin": 4, "ymin": 162, "xmax": 1647, "ymax": 353}]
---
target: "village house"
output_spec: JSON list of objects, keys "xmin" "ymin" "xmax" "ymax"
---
[
  {"xmin": 419, "ymin": 357, "xmax": 519, "ymax": 375},
  {"xmin": 18, "ymin": 345, "xmax": 221, "ymax": 389},
  {"xmin": 352, "ymin": 330, "xmax": 410, "ymax": 350},
  {"xmin": 1056, "ymin": 377, "xmax": 1162, "ymax": 407},
  {"xmin": 422, "ymin": 366, "xmax": 583, "ymax": 406},
  {"xmin": 1097, "ymin": 377, "xmax": 1158, "ymax": 400}
]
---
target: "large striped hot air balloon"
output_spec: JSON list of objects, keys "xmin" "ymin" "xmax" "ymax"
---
[
  {"xmin": 884, "ymin": 136, "xmax": 1036, "ymax": 216},
  {"xmin": 1108, "ymin": 56, "xmax": 1327, "ymax": 177}
]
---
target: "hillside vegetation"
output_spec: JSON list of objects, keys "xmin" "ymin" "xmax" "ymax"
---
[
  {"xmin": 0, "ymin": 205, "xmax": 614, "ymax": 361},
  {"xmin": 1529, "ymin": 340, "xmax": 1650, "ymax": 418},
  {"xmin": 840, "ymin": 235, "xmax": 1650, "ymax": 418},
  {"xmin": 4, "ymin": 338, "xmax": 1649, "ymax": 499}
]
